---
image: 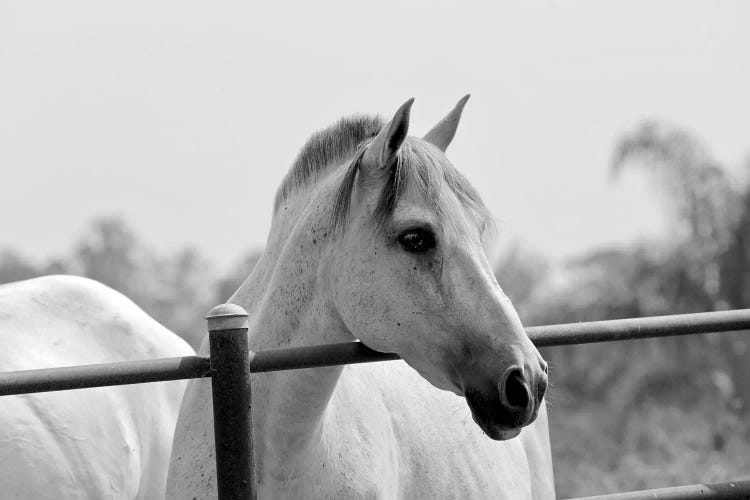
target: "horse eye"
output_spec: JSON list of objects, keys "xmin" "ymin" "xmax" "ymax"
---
[{"xmin": 397, "ymin": 229, "xmax": 436, "ymax": 253}]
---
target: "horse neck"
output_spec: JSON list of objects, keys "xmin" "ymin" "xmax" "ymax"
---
[{"xmin": 228, "ymin": 171, "xmax": 353, "ymax": 481}]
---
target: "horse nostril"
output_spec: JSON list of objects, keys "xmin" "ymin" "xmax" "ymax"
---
[
  {"xmin": 540, "ymin": 359, "xmax": 548, "ymax": 374},
  {"xmin": 501, "ymin": 368, "xmax": 530, "ymax": 410}
]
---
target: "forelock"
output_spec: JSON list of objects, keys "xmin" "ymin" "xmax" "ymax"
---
[{"xmin": 332, "ymin": 137, "xmax": 492, "ymax": 235}]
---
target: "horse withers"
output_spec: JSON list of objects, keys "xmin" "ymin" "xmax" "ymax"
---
[{"xmin": 168, "ymin": 97, "xmax": 554, "ymax": 499}]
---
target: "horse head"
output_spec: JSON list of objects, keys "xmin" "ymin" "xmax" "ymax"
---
[{"xmin": 325, "ymin": 97, "xmax": 548, "ymax": 440}]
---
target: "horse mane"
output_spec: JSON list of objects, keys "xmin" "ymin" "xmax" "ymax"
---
[
  {"xmin": 274, "ymin": 115, "xmax": 386, "ymax": 211},
  {"xmin": 274, "ymin": 114, "xmax": 492, "ymax": 235}
]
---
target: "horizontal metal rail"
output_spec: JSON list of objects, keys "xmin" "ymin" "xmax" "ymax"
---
[
  {"xmin": 2, "ymin": 309, "xmax": 749, "ymax": 397},
  {"xmin": 567, "ymin": 479, "xmax": 750, "ymax": 499},
  {"xmin": 250, "ymin": 309, "xmax": 750, "ymax": 370},
  {"xmin": 0, "ymin": 356, "xmax": 211, "ymax": 396},
  {"xmin": 249, "ymin": 340, "xmax": 400, "ymax": 372},
  {"xmin": 0, "ymin": 344, "xmax": 397, "ymax": 396},
  {"xmin": 528, "ymin": 309, "xmax": 750, "ymax": 347}
]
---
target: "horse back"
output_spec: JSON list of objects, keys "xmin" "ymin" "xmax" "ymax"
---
[{"xmin": 0, "ymin": 275, "xmax": 194, "ymax": 499}]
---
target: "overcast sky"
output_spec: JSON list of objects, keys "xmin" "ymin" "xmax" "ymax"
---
[{"xmin": 2, "ymin": 1, "xmax": 749, "ymax": 268}]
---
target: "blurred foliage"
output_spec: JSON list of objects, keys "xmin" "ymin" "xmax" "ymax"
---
[
  {"xmin": 495, "ymin": 120, "xmax": 750, "ymax": 496},
  {"xmin": 0, "ymin": 216, "xmax": 260, "ymax": 349}
]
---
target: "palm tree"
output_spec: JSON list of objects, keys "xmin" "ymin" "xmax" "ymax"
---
[{"xmin": 612, "ymin": 120, "xmax": 750, "ymax": 412}]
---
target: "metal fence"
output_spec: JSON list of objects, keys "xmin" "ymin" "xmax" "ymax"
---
[{"xmin": 2, "ymin": 305, "xmax": 750, "ymax": 499}]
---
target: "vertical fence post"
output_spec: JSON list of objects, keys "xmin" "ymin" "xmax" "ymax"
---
[{"xmin": 206, "ymin": 304, "xmax": 256, "ymax": 500}]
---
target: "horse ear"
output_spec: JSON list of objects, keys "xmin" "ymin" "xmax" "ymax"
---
[
  {"xmin": 423, "ymin": 94, "xmax": 470, "ymax": 152},
  {"xmin": 361, "ymin": 98, "xmax": 414, "ymax": 178}
]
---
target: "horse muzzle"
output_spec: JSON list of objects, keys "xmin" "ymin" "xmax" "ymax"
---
[{"xmin": 464, "ymin": 365, "xmax": 547, "ymax": 441}]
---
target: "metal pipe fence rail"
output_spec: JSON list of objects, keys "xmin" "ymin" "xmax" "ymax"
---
[
  {"xmin": 1, "ymin": 307, "xmax": 749, "ymax": 499},
  {"xmin": 567, "ymin": 480, "xmax": 750, "ymax": 500}
]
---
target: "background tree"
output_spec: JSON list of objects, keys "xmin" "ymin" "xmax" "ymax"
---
[
  {"xmin": 611, "ymin": 121, "xmax": 750, "ymax": 413},
  {"xmin": 0, "ymin": 249, "xmax": 42, "ymax": 283},
  {"xmin": 0, "ymin": 216, "xmax": 262, "ymax": 349},
  {"xmin": 73, "ymin": 217, "xmax": 146, "ymax": 300},
  {"xmin": 612, "ymin": 120, "xmax": 739, "ymax": 311}
]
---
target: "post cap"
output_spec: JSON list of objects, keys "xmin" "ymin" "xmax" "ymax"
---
[{"xmin": 206, "ymin": 303, "xmax": 249, "ymax": 331}]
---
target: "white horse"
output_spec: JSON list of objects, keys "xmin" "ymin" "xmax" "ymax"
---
[
  {"xmin": 168, "ymin": 97, "xmax": 554, "ymax": 499},
  {"xmin": 0, "ymin": 275, "xmax": 194, "ymax": 499}
]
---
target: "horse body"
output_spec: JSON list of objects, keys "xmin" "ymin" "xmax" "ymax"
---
[
  {"xmin": 169, "ymin": 98, "xmax": 554, "ymax": 499},
  {"xmin": 0, "ymin": 275, "xmax": 194, "ymax": 499}
]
